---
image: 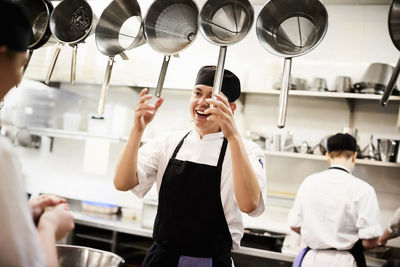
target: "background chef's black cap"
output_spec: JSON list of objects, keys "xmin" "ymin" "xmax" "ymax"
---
[
  {"xmin": 0, "ymin": 0, "xmax": 32, "ymax": 51},
  {"xmin": 327, "ymin": 133, "xmax": 357, "ymax": 152},
  {"xmin": 195, "ymin": 65, "xmax": 241, "ymax": 102}
]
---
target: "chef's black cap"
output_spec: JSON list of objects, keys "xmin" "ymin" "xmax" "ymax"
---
[
  {"xmin": 0, "ymin": 1, "xmax": 32, "ymax": 52},
  {"xmin": 327, "ymin": 133, "xmax": 357, "ymax": 152},
  {"xmin": 195, "ymin": 65, "xmax": 241, "ymax": 102}
]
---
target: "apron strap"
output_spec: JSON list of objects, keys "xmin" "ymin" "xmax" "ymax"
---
[
  {"xmin": 217, "ymin": 138, "xmax": 228, "ymax": 168},
  {"xmin": 348, "ymin": 239, "xmax": 366, "ymax": 267},
  {"xmin": 171, "ymin": 131, "xmax": 192, "ymax": 159}
]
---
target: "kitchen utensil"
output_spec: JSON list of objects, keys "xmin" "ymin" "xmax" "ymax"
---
[
  {"xmin": 293, "ymin": 77, "xmax": 308, "ymax": 91},
  {"xmin": 15, "ymin": 0, "xmax": 53, "ymax": 79},
  {"xmin": 391, "ymin": 140, "xmax": 400, "ymax": 162},
  {"xmin": 358, "ymin": 63, "xmax": 399, "ymax": 95},
  {"xmin": 45, "ymin": 0, "xmax": 96, "ymax": 85},
  {"xmin": 361, "ymin": 134, "xmax": 379, "ymax": 160},
  {"xmin": 242, "ymin": 228, "xmax": 285, "ymax": 252},
  {"xmin": 311, "ymin": 77, "xmax": 328, "ymax": 91},
  {"xmin": 199, "ymin": 0, "xmax": 254, "ymax": 103},
  {"xmin": 144, "ymin": 0, "xmax": 199, "ymax": 98},
  {"xmin": 333, "ymin": 76, "xmax": 353, "ymax": 92},
  {"xmin": 57, "ymin": 244, "xmax": 125, "ymax": 267},
  {"xmin": 378, "ymin": 139, "xmax": 397, "ymax": 162},
  {"xmin": 95, "ymin": 0, "xmax": 145, "ymax": 115},
  {"xmin": 381, "ymin": 0, "xmax": 400, "ymax": 106},
  {"xmin": 256, "ymin": 0, "xmax": 328, "ymax": 128}
]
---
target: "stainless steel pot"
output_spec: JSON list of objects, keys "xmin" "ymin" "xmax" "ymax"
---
[
  {"xmin": 57, "ymin": 244, "xmax": 124, "ymax": 267},
  {"xmin": 382, "ymin": 0, "xmax": 400, "ymax": 106},
  {"xmin": 199, "ymin": 0, "xmax": 253, "ymax": 101},
  {"xmin": 256, "ymin": 0, "xmax": 328, "ymax": 128},
  {"xmin": 45, "ymin": 0, "xmax": 96, "ymax": 85},
  {"xmin": 378, "ymin": 139, "xmax": 397, "ymax": 162},
  {"xmin": 95, "ymin": 0, "xmax": 145, "ymax": 115},
  {"xmin": 333, "ymin": 76, "xmax": 353, "ymax": 92},
  {"xmin": 144, "ymin": 0, "xmax": 199, "ymax": 98}
]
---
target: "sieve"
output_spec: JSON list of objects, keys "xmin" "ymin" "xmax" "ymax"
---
[
  {"xmin": 15, "ymin": 0, "xmax": 53, "ymax": 79},
  {"xmin": 144, "ymin": 0, "xmax": 199, "ymax": 98},
  {"xmin": 199, "ymin": 0, "xmax": 254, "ymax": 101},
  {"xmin": 381, "ymin": 0, "xmax": 400, "ymax": 106},
  {"xmin": 256, "ymin": 0, "xmax": 328, "ymax": 128},
  {"xmin": 45, "ymin": 0, "xmax": 96, "ymax": 85},
  {"xmin": 95, "ymin": 0, "xmax": 146, "ymax": 115}
]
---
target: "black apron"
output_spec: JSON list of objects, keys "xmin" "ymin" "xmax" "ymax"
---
[
  {"xmin": 294, "ymin": 167, "xmax": 367, "ymax": 267},
  {"xmin": 142, "ymin": 132, "xmax": 233, "ymax": 267}
]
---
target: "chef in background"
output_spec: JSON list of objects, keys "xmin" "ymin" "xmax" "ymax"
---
[
  {"xmin": 0, "ymin": 1, "xmax": 74, "ymax": 266},
  {"xmin": 114, "ymin": 66, "xmax": 266, "ymax": 267},
  {"xmin": 288, "ymin": 133, "xmax": 382, "ymax": 267},
  {"xmin": 379, "ymin": 208, "xmax": 400, "ymax": 246}
]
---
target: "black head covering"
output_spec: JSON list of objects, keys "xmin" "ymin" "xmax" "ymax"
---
[
  {"xmin": 195, "ymin": 65, "xmax": 241, "ymax": 102},
  {"xmin": 0, "ymin": 0, "xmax": 32, "ymax": 51},
  {"xmin": 327, "ymin": 133, "xmax": 357, "ymax": 152}
]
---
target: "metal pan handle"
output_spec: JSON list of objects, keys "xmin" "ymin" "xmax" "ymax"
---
[
  {"xmin": 45, "ymin": 42, "xmax": 64, "ymax": 84},
  {"xmin": 277, "ymin": 58, "xmax": 292, "ymax": 128},
  {"xmin": 97, "ymin": 56, "xmax": 115, "ymax": 115},
  {"xmin": 380, "ymin": 57, "xmax": 400, "ymax": 106},
  {"xmin": 70, "ymin": 44, "xmax": 78, "ymax": 85},
  {"xmin": 21, "ymin": 50, "xmax": 33, "ymax": 79},
  {"xmin": 212, "ymin": 46, "xmax": 227, "ymax": 107},
  {"xmin": 155, "ymin": 55, "xmax": 171, "ymax": 98}
]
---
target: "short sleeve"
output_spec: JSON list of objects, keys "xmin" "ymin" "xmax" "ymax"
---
[
  {"xmin": 288, "ymin": 181, "xmax": 306, "ymax": 228},
  {"xmin": 356, "ymin": 186, "xmax": 383, "ymax": 239}
]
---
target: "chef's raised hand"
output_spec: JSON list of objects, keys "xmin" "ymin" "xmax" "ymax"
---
[
  {"xmin": 205, "ymin": 93, "xmax": 239, "ymax": 140},
  {"xmin": 134, "ymin": 88, "xmax": 164, "ymax": 133}
]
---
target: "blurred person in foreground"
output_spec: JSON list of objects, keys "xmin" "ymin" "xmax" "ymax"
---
[
  {"xmin": 379, "ymin": 208, "xmax": 400, "ymax": 246},
  {"xmin": 0, "ymin": 1, "xmax": 74, "ymax": 266},
  {"xmin": 288, "ymin": 133, "xmax": 382, "ymax": 267}
]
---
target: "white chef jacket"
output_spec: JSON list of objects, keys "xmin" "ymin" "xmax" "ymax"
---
[
  {"xmin": 0, "ymin": 136, "xmax": 46, "ymax": 267},
  {"xmin": 132, "ymin": 129, "xmax": 266, "ymax": 249},
  {"xmin": 288, "ymin": 165, "xmax": 382, "ymax": 267}
]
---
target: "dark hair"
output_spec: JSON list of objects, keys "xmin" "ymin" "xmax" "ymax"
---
[{"xmin": 327, "ymin": 133, "xmax": 357, "ymax": 157}]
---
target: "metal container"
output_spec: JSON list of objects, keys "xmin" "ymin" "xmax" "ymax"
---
[
  {"xmin": 57, "ymin": 245, "xmax": 124, "ymax": 267},
  {"xmin": 378, "ymin": 139, "xmax": 397, "ymax": 162},
  {"xmin": 310, "ymin": 77, "xmax": 328, "ymax": 91},
  {"xmin": 360, "ymin": 63, "xmax": 399, "ymax": 92},
  {"xmin": 333, "ymin": 76, "xmax": 353, "ymax": 92}
]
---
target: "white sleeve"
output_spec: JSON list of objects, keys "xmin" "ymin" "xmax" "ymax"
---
[
  {"xmin": 0, "ymin": 139, "xmax": 45, "ymax": 267},
  {"xmin": 388, "ymin": 208, "xmax": 400, "ymax": 237},
  {"xmin": 356, "ymin": 186, "xmax": 383, "ymax": 239},
  {"xmin": 288, "ymin": 180, "xmax": 306, "ymax": 228},
  {"xmin": 131, "ymin": 136, "xmax": 163, "ymax": 198},
  {"xmin": 245, "ymin": 141, "xmax": 266, "ymax": 217}
]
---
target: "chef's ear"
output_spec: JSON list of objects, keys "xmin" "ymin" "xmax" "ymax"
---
[
  {"xmin": 229, "ymin": 102, "xmax": 236, "ymax": 113},
  {"xmin": 352, "ymin": 152, "xmax": 357, "ymax": 162},
  {"xmin": 326, "ymin": 152, "xmax": 332, "ymax": 163}
]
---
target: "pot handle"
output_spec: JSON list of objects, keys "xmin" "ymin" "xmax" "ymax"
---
[
  {"xmin": 155, "ymin": 55, "xmax": 171, "ymax": 98},
  {"xmin": 211, "ymin": 46, "xmax": 227, "ymax": 108},
  {"xmin": 381, "ymin": 57, "xmax": 400, "ymax": 106},
  {"xmin": 97, "ymin": 56, "xmax": 115, "ymax": 115},
  {"xmin": 70, "ymin": 44, "xmax": 78, "ymax": 85},
  {"xmin": 277, "ymin": 58, "xmax": 292, "ymax": 128},
  {"xmin": 45, "ymin": 42, "xmax": 64, "ymax": 84},
  {"xmin": 21, "ymin": 50, "xmax": 33, "ymax": 80}
]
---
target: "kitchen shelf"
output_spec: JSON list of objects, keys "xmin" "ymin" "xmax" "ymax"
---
[{"xmin": 264, "ymin": 150, "xmax": 400, "ymax": 168}]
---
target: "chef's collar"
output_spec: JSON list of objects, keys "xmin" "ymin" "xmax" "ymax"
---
[
  {"xmin": 330, "ymin": 164, "xmax": 351, "ymax": 174},
  {"xmin": 190, "ymin": 129, "xmax": 224, "ymax": 141}
]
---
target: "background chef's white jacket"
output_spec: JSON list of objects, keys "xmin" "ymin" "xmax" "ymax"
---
[
  {"xmin": 132, "ymin": 129, "xmax": 266, "ymax": 249},
  {"xmin": 0, "ymin": 136, "xmax": 46, "ymax": 267},
  {"xmin": 288, "ymin": 165, "xmax": 382, "ymax": 267}
]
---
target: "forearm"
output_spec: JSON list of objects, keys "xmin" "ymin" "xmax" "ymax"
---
[
  {"xmin": 37, "ymin": 223, "xmax": 59, "ymax": 267},
  {"xmin": 228, "ymin": 135, "xmax": 260, "ymax": 213},
  {"xmin": 114, "ymin": 126, "xmax": 143, "ymax": 191},
  {"xmin": 291, "ymin": 227, "xmax": 301, "ymax": 235},
  {"xmin": 362, "ymin": 237, "xmax": 380, "ymax": 249}
]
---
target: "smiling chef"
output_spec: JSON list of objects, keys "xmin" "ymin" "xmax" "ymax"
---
[{"xmin": 114, "ymin": 65, "xmax": 266, "ymax": 267}]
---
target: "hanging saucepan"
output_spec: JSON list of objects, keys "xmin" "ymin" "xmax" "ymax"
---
[
  {"xmin": 144, "ymin": 0, "xmax": 199, "ymax": 98},
  {"xmin": 45, "ymin": 0, "xmax": 96, "ymax": 85},
  {"xmin": 381, "ymin": 0, "xmax": 400, "ymax": 106},
  {"xmin": 95, "ymin": 0, "xmax": 146, "ymax": 115},
  {"xmin": 199, "ymin": 0, "xmax": 253, "ymax": 103},
  {"xmin": 256, "ymin": 0, "xmax": 328, "ymax": 128},
  {"xmin": 15, "ymin": 0, "xmax": 53, "ymax": 79}
]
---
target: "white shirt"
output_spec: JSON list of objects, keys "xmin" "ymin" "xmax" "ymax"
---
[
  {"xmin": 0, "ymin": 136, "xmax": 46, "ymax": 267},
  {"xmin": 288, "ymin": 165, "xmax": 382, "ymax": 267},
  {"xmin": 132, "ymin": 129, "xmax": 266, "ymax": 249}
]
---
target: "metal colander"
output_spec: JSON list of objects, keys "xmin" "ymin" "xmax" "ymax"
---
[
  {"xmin": 256, "ymin": 0, "xmax": 328, "ymax": 128},
  {"xmin": 199, "ymin": 0, "xmax": 253, "ymax": 99},
  {"xmin": 144, "ymin": 0, "xmax": 199, "ymax": 97}
]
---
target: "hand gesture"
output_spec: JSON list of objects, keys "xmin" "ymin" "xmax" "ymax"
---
[
  {"xmin": 29, "ymin": 194, "xmax": 68, "ymax": 224},
  {"xmin": 38, "ymin": 204, "xmax": 75, "ymax": 241},
  {"xmin": 134, "ymin": 88, "xmax": 164, "ymax": 133}
]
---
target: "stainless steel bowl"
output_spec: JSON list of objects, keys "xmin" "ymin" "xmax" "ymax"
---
[{"xmin": 57, "ymin": 245, "xmax": 124, "ymax": 267}]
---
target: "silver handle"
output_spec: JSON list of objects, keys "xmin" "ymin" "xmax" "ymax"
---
[
  {"xmin": 21, "ymin": 49, "xmax": 33, "ymax": 79},
  {"xmin": 212, "ymin": 46, "xmax": 227, "ymax": 103},
  {"xmin": 155, "ymin": 55, "xmax": 171, "ymax": 98},
  {"xmin": 97, "ymin": 56, "xmax": 115, "ymax": 115},
  {"xmin": 277, "ymin": 58, "xmax": 292, "ymax": 128},
  {"xmin": 70, "ymin": 44, "xmax": 78, "ymax": 85},
  {"xmin": 45, "ymin": 42, "xmax": 63, "ymax": 84},
  {"xmin": 381, "ymin": 57, "xmax": 400, "ymax": 107}
]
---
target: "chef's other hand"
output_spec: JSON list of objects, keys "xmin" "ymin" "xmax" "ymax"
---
[
  {"xmin": 205, "ymin": 93, "xmax": 238, "ymax": 140},
  {"xmin": 134, "ymin": 88, "xmax": 164, "ymax": 133},
  {"xmin": 29, "ymin": 194, "xmax": 68, "ymax": 224},
  {"xmin": 38, "ymin": 204, "xmax": 75, "ymax": 241}
]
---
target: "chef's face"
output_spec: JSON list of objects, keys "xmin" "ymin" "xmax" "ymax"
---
[
  {"xmin": 190, "ymin": 84, "xmax": 221, "ymax": 137},
  {"xmin": 0, "ymin": 47, "xmax": 28, "ymax": 99}
]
